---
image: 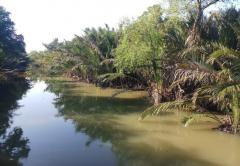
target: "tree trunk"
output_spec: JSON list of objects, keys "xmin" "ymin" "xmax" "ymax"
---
[
  {"xmin": 153, "ymin": 88, "xmax": 161, "ymax": 105},
  {"xmin": 149, "ymin": 82, "xmax": 162, "ymax": 106},
  {"xmin": 185, "ymin": 2, "xmax": 203, "ymax": 47}
]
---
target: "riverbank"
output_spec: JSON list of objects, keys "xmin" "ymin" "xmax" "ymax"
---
[
  {"xmin": 1, "ymin": 78, "xmax": 239, "ymax": 166},
  {"xmin": 0, "ymin": 70, "xmax": 26, "ymax": 80}
]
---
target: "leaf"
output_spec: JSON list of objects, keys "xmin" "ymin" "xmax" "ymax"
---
[{"xmin": 181, "ymin": 116, "xmax": 194, "ymax": 127}]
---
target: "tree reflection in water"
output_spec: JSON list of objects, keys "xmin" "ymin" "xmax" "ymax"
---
[
  {"xmin": 45, "ymin": 79, "xmax": 218, "ymax": 166},
  {"xmin": 0, "ymin": 77, "xmax": 31, "ymax": 166}
]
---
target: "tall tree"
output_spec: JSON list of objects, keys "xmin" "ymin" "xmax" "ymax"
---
[
  {"xmin": 115, "ymin": 5, "xmax": 165, "ymax": 83},
  {"xmin": 183, "ymin": 0, "xmax": 234, "ymax": 47},
  {"xmin": 0, "ymin": 6, "xmax": 27, "ymax": 71}
]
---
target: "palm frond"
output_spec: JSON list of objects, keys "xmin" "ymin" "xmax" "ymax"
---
[
  {"xmin": 193, "ymin": 82, "xmax": 240, "ymax": 112},
  {"xmin": 182, "ymin": 113, "xmax": 224, "ymax": 127},
  {"xmin": 139, "ymin": 100, "xmax": 194, "ymax": 120},
  {"xmin": 100, "ymin": 58, "xmax": 115, "ymax": 65},
  {"xmin": 207, "ymin": 46, "xmax": 240, "ymax": 64},
  {"xmin": 171, "ymin": 62, "xmax": 217, "ymax": 88},
  {"xmin": 181, "ymin": 116, "xmax": 194, "ymax": 127},
  {"xmin": 218, "ymin": 84, "xmax": 240, "ymax": 101},
  {"xmin": 97, "ymin": 73, "xmax": 125, "ymax": 82}
]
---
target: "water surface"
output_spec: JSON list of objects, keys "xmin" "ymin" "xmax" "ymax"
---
[{"xmin": 1, "ymin": 78, "xmax": 240, "ymax": 166}]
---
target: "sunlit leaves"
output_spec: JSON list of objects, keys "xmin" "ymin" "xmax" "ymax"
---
[{"xmin": 115, "ymin": 5, "xmax": 165, "ymax": 78}]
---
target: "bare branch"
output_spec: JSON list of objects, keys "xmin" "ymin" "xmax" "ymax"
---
[{"xmin": 202, "ymin": 0, "xmax": 221, "ymax": 9}]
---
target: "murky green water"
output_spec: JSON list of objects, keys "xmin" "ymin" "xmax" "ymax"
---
[{"xmin": 1, "ymin": 78, "xmax": 240, "ymax": 166}]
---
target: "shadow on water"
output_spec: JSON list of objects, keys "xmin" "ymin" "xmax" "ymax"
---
[
  {"xmin": 45, "ymin": 79, "xmax": 219, "ymax": 166},
  {"xmin": 45, "ymin": 79, "xmax": 149, "ymax": 115},
  {"xmin": 115, "ymin": 140, "xmax": 219, "ymax": 166},
  {"xmin": 66, "ymin": 114, "xmax": 218, "ymax": 166},
  {"xmin": 0, "ymin": 77, "xmax": 31, "ymax": 166}
]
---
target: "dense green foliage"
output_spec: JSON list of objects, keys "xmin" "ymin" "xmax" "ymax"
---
[
  {"xmin": 28, "ymin": 2, "xmax": 240, "ymax": 132},
  {"xmin": 1, "ymin": 1, "xmax": 239, "ymax": 164},
  {"xmin": 29, "ymin": 25, "xmax": 147, "ymax": 88},
  {"xmin": 139, "ymin": 5, "xmax": 240, "ymax": 132},
  {"xmin": 0, "ymin": 7, "xmax": 30, "ymax": 164},
  {"xmin": 0, "ymin": 7, "xmax": 28, "ymax": 72},
  {"xmin": 115, "ymin": 5, "xmax": 165, "ymax": 82},
  {"xmin": 29, "ymin": 25, "xmax": 118, "ymax": 82}
]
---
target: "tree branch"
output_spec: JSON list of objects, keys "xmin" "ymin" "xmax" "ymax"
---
[{"xmin": 202, "ymin": 0, "xmax": 221, "ymax": 9}]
